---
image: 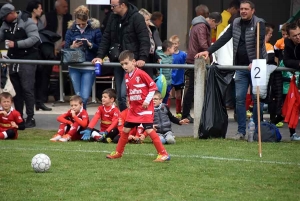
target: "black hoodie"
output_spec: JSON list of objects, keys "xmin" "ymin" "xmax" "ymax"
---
[{"xmin": 283, "ymin": 38, "xmax": 300, "ymax": 69}]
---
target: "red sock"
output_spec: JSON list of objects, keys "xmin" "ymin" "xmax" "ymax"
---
[
  {"xmin": 176, "ymin": 99, "xmax": 181, "ymax": 113},
  {"xmin": 148, "ymin": 130, "xmax": 168, "ymax": 155},
  {"xmin": 116, "ymin": 131, "xmax": 129, "ymax": 154},
  {"xmin": 167, "ymin": 98, "xmax": 171, "ymax": 107},
  {"xmin": 0, "ymin": 132, "xmax": 4, "ymax": 139}
]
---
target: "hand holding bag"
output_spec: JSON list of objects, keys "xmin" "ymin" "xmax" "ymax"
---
[{"xmin": 61, "ymin": 48, "xmax": 85, "ymax": 64}]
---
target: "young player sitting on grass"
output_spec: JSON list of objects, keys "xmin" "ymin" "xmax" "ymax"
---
[
  {"xmin": 118, "ymin": 99, "xmax": 147, "ymax": 144},
  {"xmin": 80, "ymin": 89, "xmax": 120, "ymax": 143},
  {"xmin": 127, "ymin": 124, "xmax": 146, "ymax": 144},
  {"xmin": 153, "ymin": 91, "xmax": 189, "ymax": 144},
  {"xmin": 0, "ymin": 92, "xmax": 25, "ymax": 140},
  {"xmin": 50, "ymin": 95, "xmax": 89, "ymax": 142},
  {"xmin": 106, "ymin": 50, "xmax": 170, "ymax": 162}
]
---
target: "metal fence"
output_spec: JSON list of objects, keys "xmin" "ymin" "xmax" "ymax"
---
[{"xmin": 0, "ymin": 58, "xmax": 297, "ymax": 137}]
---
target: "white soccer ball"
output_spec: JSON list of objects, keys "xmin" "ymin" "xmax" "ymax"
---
[{"xmin": 31, "ymin": 153, "xmax": 51, "ymax": 173}]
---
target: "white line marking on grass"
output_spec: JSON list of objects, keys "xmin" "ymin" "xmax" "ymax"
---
[{"xmin": 1, "ymin": 147, "xmax": 299, "ymax": 166}]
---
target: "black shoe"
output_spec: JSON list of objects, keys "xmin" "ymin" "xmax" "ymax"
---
[
  {"xmin": 25, "ymin": 117, "xmax": 36, "ymax": 128},
  {"xmin": 36, "ymin": 103, "xmax": 52, "ymax": 111},
  {"xmin": 186, "ymin": 114, "xmax": 194, "ymax": 123}
]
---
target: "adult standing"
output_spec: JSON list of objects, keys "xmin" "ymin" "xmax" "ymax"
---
[
  {"xmin": 65, "ymin": 5, "xmax": 101, "ymax": 109},
  {"xmin": 216, "ymin": 0, "xmax": 240, "ymax": 39},
  {"xmin": 92, "ymin": 0, "xmax": 150, "ymax": 112},
  {"xmin": 182, "ymin": 6, "xmax": 220, "ymax": 123},
  {"xmin": 195, "ymin": 0, "xmax": 267, "ymax": 140},
  {"xmin": 0, "ymin": 3, "xmax": 41, "ymax": 128},
  {"xmin": 26, "ymin": 0, "xmax": 53, "ymax": 111},
  {"xmin": 139, "ymin": 8, "xmax": 162, "ymax": 77},
  {"xmin": 41, "ymin": 0, "xmax": 72, "ymax": 56}
]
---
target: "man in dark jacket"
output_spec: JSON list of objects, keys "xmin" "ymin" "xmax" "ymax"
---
[
  {"xmin": 196, "ymin": 0, "xmax": 267, "ymax": 140},
  {"xmin": 92, "ymin": 0, "xmax": 150, "ymax": 111},
  {"xmin": 0, "ymin": 3, "xmax": 40, "ymax": 128},
  {"xmin": 182, "ymin": 10, "xmax": 221, "ymax": 123},
  {"xmin": 41, "ymin": 0, "xmax": 72, "ymax": 55}
]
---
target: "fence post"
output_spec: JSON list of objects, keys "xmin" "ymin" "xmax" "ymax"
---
[{"xmin": 194, "ymin": 58, "xmax": 206, "ymax": 138}]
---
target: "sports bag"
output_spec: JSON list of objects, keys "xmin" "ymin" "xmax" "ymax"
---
[
  {"xmin": 154, "ymin": 69, "xmax": 167, "ymax": 98},
  {"xmin": 253, "ymin": 121, "xmax": 282, "ymax": 142}
]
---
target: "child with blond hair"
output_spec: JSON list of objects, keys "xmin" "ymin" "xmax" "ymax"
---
[
  {"xmin": 50, "ymin": 95, "xmax": 89, "ymax": 142},
  {"xmin": 169, "ymin": 35, "xmax": 187, "ymax": 118}
]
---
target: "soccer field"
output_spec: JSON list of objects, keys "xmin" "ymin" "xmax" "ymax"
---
[{"xmin": 0, "ymin": 129, "xmax": 299, "ymax": 201}]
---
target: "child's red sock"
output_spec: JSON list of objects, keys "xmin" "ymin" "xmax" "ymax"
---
[
  {"xmin": 148, "ymin": 130, "xmax": 168, "ymax": 155},
  {"xmin": 167, "ymin": 98, "xmax": 171, "ymax": 108},
  {"xmin": 176, "ymin": 99, "xmax": 181, "ymax": 114},
  {"xmin": 116, "ymin": 131, "xmax": 129, "ymax": 154}
]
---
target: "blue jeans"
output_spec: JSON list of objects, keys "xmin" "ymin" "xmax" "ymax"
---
[
  {"xmin": 69, "ymin": 68, "xmax": 95, "ymax": 109},
  {"xmin": 114, "ymin": 67, "xmax": 127, "ymax": 111},
  {"xmin": 235, "ymin": 70, "xmax": 263, "ymax": 135}
]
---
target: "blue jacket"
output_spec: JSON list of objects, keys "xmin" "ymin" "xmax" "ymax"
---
[{"xmin": 65, "ymin": 18, "xmax": 102, "ymax": 62}]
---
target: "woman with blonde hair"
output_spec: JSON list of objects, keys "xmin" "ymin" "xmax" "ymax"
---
[
  {"xmin": 65, "ymin": 5, "xmax": 102, "ymax": 109},
  {"xmin": 139, "ymin": 8, "xmax": 162, "ymax": 78}
]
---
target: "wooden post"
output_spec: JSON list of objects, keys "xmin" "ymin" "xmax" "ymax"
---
[
  {"xmin": 256, "ymin": 22, "xmax": 262, "ymax": 158},
  {"xmin": 194, "ymin": 58, "xmax": 206, "ymax": 138}
]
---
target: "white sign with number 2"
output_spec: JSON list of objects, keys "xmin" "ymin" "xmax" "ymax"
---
[{"xmin": 251, "ymin": 59, "xmax": 267, "ymax": 87}]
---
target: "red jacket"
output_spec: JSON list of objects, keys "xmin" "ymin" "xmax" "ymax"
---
[{"xmin": 282, "ymin": 76, "xmax": 300, "ymax": 129}]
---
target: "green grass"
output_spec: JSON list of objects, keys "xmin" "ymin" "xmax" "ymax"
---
[{"xmin": 0, "ymin": 129, "xmax": 299, "ymax": 201}]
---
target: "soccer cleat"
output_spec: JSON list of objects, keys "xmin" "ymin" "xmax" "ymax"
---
[
  {"xmin": 176, "ymin": 113, "xmax": 182, "ymax": 119},
  {"xmin": 290, "ymin": 133, "xmax": 300, "ymax": 141},
  {"xmin": 276, "ymin": 122, "xmax": 284, "ymax": 128},
  {"xmin": 106, "ymin": 151, "xmax": 122, "ymax": 159},
  {"xmin": 50, "ymin": 134, "xmax": 62, "ymax": 142},
  {"xmin": 246, "ymin": 110, "xmax": 252, "ymax": 118},
  {"xmin": 153, "ymin": 154, "xmax": 170, "ymax": 162},
  {"xmin": 59, "ymin": 134, "xmax": 71, "ymax": 142}
]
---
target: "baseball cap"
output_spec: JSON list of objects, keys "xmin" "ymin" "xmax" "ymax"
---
[{"xmin": 0, "ymin": 4, "xmax": 15, "ymax": 20}]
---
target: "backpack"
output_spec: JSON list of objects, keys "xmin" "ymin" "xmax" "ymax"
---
[
  {"xmin": 154, "ymin": 69, "xmax": 167, "ymax": 98},
  {"xmin": 253, "ymin": 122, "xmax": 282, "ymax": 142}
]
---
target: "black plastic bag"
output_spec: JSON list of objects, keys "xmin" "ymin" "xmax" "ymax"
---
[{"xmin": 198, "ymin": 64, "xmax": 234, "ymax": 139}]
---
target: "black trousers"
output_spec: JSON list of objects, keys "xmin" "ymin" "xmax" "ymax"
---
[
  {"xmin": 10, "ymin": 64, "xmax": 36, "ymax": 118},
  {"xmin": 182, "ymin": 69, "xmax": 194, "ymax": 118},
  {"xmin": 35, "ymin": 65, "xmax": 52, "ymax": 104}
]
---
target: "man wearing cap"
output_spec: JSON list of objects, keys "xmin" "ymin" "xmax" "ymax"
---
[{"xmin": 0, "ymin": 3, "xmax": 41, "ymax": 128}]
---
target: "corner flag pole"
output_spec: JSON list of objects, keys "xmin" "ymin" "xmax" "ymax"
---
[{"xmin": 256, "ymin": 22, "xmax": 262, "ymax": 158}]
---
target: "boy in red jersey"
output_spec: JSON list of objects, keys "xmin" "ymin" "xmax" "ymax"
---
[
  {"xmin": 80, "ymin": 89, "xmax": 120, "ymax": 143},
  {"xmin": 0, "ymin": 92, "xmax": 25, "ymax": 140},
  {"xmin": 50, "ymin": 95, "xmax": 89, "ymax": 142},
  {"xmin": 106, "ymin": 50, "xmax": 170, "ymax": 162}
]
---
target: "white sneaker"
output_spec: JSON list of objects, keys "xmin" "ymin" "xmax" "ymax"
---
[
  {"xmin": 59, "ymin": 134, "xmax": 71, "ymax": 142},
  {"xmin": 50, "ymin": 134, "xmax": 62, "ymax": 142},
  {"xmin": 290, "ymin": 133, "xmax": 300, "ymax": 141}
]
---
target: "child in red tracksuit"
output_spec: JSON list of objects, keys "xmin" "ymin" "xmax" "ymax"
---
[
  {"xmin": 106, "ymin": 50, "xmax": 170, "ymax": 162},
  {"xmin": 50, "ymin": 95, "xmax": 89, "ymax": 142},
  {"xmin": 80, "ymin": 89, "xmax": 120, "ymax": 143},
  {"xmin": 0, "ymin": 92, "xmax": 25, "ymax": 140}
]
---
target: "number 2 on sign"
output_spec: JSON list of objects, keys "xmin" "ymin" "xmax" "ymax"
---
[
  {"xmin": 251, "ymin": 59, "xmax": 267, "ymax": 86},
  {"xmin": 254, "ymin": 67, "xmax": 260, "ymax": 78}
]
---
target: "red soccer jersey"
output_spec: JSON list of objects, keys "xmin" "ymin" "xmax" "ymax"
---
[
  {"xmin": 88, "ymin": 104, "xmax": 120, "ymax": 132},
  {"xmin": 0, "ymin": 107, "xmax": 23, "ymax": 138},
  {"xmin": 125, "ymin": 68, "xmax": 157, "ymax": 123},
  {"xmin": 57, "ymin": 107, "xmax": 89, "ymax": 128}
]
